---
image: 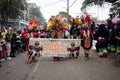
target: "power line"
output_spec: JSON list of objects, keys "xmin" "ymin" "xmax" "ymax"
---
[{"xmin": 69, "ymin": 0, "xmax": 77, "ymax": 8}]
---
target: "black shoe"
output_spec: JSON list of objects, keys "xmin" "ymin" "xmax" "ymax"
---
[{"xmin": 0, "ymin": 65, "xmax": 2, "ymax": 67}]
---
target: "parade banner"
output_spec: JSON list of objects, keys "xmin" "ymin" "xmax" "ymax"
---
[{"xmin": 29, "ymin": 38, "xmax": 80, "ymax": 57}]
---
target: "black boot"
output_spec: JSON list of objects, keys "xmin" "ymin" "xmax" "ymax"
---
[{"xmin": 75, "ymin": 52, "xmax": 79, "ymax": 58}]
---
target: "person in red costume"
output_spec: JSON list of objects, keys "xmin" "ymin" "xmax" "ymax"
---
[
  {"xmin": 80, "ymin": 12, "xmax": 93, "ymax": 60},
  {"xmin": 32, "ymin": 27, "xmax": 39, "ymax": 38},
  {"xmin": 22, "ymin": 28, "xmax": 29, "ymax": 51}
]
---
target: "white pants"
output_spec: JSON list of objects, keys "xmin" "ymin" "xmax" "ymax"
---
[{"xmin": 6, "ymin": 42, "xmax": 11, "ymax": 57}]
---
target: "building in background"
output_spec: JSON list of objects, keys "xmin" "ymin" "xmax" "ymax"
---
[{"xmin": 6, "ymin": 9, "xmax": 29, "ymax": 30}]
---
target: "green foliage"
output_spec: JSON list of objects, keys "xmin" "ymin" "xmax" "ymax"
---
[
  {"xmin": 29, "ymin": 6, "xmax": 45, "ymax": 25},
  {"xmin": 59, "ymin": 12, "xmax": 70, "ymax": 17},
  {"xmin": 59, "ymin": 11, "xmax": 71, "ymax": 22},
  {"xmin": 81, "ymin": 0, "xmax": 119, "ymax": 18},
  {"xmin": 105, "ymin": 0, "xmax": 118, "ymax": 3},
  {"xmin": 110, "ymin": 1, "xmax": 120, "ymax": 17},
  {"xmin": 81, "ymin": 0, "xmax": 106, "ymax": 11},
  {"xmin": 0, "ymin": 0, "xmax": 27, "ymax": 22}
]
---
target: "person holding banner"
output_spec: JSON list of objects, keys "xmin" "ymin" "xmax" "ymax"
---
[
  {"xmin": 27, "ymin": 41, "xmax": 42, "ymax": 64},
  {"xmin": 68, "ymin": 42, "xmax": 80, "ymax": 58}
]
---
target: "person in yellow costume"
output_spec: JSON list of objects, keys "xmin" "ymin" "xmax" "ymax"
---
[{"xmin": 1, "ymin": 27, "xmax": 7, "ymax": 43}]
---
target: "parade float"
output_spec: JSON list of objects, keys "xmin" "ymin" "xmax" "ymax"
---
[
  {"xmin": 29, "ymin": 14, "xmax": 81, "ymax": 61},
  {"xmin": 46, "ymin": 14, "xmax": 70, "ymax": 61},
  {"xmin": 46, "ymin": 14, "xmax": 70, "ymax": 38}
]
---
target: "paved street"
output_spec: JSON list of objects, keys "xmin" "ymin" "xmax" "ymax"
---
[{"xmin": 0, "ymin": 49, "xmax": 120, "ymax": 80}]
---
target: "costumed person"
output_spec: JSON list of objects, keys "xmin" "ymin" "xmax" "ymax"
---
[
  {"xmin": 70, "ymin": 23, "xmax": 79, "ymax": 39},
  {"xmin": 115, "ymin": 20, "xmax": 120, "ymax": 61},
  {"xmin": 52, "ymin": 22, "xmax": 63, "ymax": 61},
  {"xmin": 52, "ymin": 26, "xmax": 62, "ymax": 61},
  {"xmin": 51, "ymin": 23, "xmax": 62, "ymax": 39},
  {"xmin": 107, "ymin": 18, "xmax": 116, "ymax": 53},
  {"xmin": 47, "ymin": 15, "xmax": 69, "ymax": 61},
  {"xmin": 27, "ymin": 41, "xmax": 42, "ymax": 64},
  {"xmin": 5, "ymin": 31, "xmax": 12, "ymax": 60},
  {"xmin": 31, "ymin": 27, "xmax": 39, "ymax": 38},
  {"xmin": 29, "ymin": 20, "xmax": 38, "ymax": 38},
  {"xmin": 70, "ymin": 17, "xmax": 82, "ymax": 39},
  {"xmin": 67, "ymin": 42, "xmax": 80, "ymax": 58},
  {"xmin": 96, "ymin": 24, "xmax": 109, "ymax": 58},
  {"xmin": 40, "ymin": 26, "xmax": 46, "ymax": 38},
  {"xmin": 27, "ymin": 43, "xmax": 33, "ymax": 63},
  {"xmin": 22, "ymin": 28, "xmax": 29, "ymax": 51},
  {"xmin": 1, "ymin": 27, "xmax": 7, "ymax": 59},
  {"xmin": 80, "ymin": 12, "xmax": 93, "ymax": 60},
  {"xmin": 81, "ymin": 22, "xmax": 93, "ymax": 60},
  {"xmin": 11, "ymin": 33, "xmax": 17, "ymax": 57}
]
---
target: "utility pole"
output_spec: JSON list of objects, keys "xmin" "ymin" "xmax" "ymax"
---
[
  {"xmin": 67, "ymin": 0, "xmax": 69, "ymax": 22},
  {"xmin": 67, "ymin": 0, "xmax": 69, "ymax": 15}
]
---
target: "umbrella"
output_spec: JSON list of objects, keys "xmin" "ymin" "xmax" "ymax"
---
[{"xmin": 112, "ymin": 18, "xmax": 120, "ymax": 24}]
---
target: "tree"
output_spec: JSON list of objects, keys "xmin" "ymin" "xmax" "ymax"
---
[
  {"xmin": 81, "ymin": 0, "xmax": 105, "ymax": 11},
  {"xmin": 110, "ymin": 1, "xmax": 120, "ymax": 17},
  {"xmin": 105, "ymin": 0, "xmax": 118, "ymax": 3},
  {"xmin": 59, "ymin": 11, "xmax": 72, "ymax": 22},
  {"xmin": 0, "ymin": 0, "xmax": 27, "ymax": 23},
  {"xmin": 81, "ymin": 0, "xmax": 118, "ymax": 11},
  {"xmin": 29, "ymin": 6, "xmax": 45, "ymax": 25},
  {"xmin": 81, "ymin": 0, "xmax": 119, "ymax": 18}
]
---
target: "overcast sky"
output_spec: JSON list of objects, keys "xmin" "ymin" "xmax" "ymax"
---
[{"xmin": 27, "ymin": 0, "xmax": 111, "ymax": 21}]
